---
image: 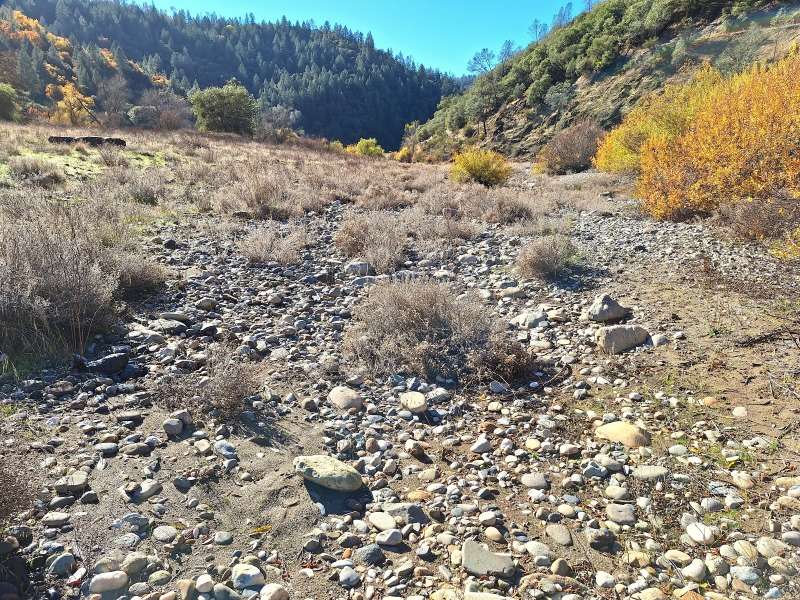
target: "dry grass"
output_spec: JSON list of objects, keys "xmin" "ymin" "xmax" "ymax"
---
[
  {"xmin": 357, "ymin": 182, "xmax": 414, "ymax": 210},
  {"xmin": 8, "ymin": 155, "xmax": 65, "ymax": 187},
  {"xmin": 506, "ymin": 215, "xmax": 572, "ymax": 237},
  {"xmin": 0, "ymin": 191, "xmax": 119, "ymax": 355},
  {"xmin": 239, "ymin": 222, "xmax": 309, "ymax": 265},
  {"xmin": 335, "ymin": 210, "xmax": 408, "ymax": 273},
  {"xmin": 343, "ymin": 280, "xmax": 530, "ymax": 380},
  {"xmin": 96, "ymin": 145, "xmax": 130, "ymax": 167},
  {"xmin": 212, "ymin": 161, "xmax": 329, "ymax": 219},
  {"xmin": 403, "ymin": 209, "xmax": 479, "ymax": 255},
  {"xmin": 114, "ymin": 252, "xmax": 170, "ymax": 298},
  {"xmin": 517, "ymin": 234, "xmax": 579, "ymax": 280}
]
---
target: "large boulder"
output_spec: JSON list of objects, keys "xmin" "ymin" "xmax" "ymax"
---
[
  {"xmin": 595, "ymin": 325, "xmax": 650, "ymax": 354},
  {"xmin": 293, "ymin": 455, "xmax": 363, "ymax": 491},
  {"xmin": 585, "ymin": 293, "xmax": 631, "ymax": 322}
]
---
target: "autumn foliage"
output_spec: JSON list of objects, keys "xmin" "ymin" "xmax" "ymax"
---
[
  {"xmin": 450, "ymin": 148, "xmax": 512, "ymax": 187},
  {"xmin": 636, "ymin": 54, "xmax": 800, "ymax": 222},
  {"xmin": 47, "ymin": 83, "xmax": 95, "ymax": 126},
  {"xmin": 594, "ymin": 65, "xmax": 722, "ymax": 175},
  {"xmin": 595, "ymin": 51, "xmax": 800, "ymax": 257}
]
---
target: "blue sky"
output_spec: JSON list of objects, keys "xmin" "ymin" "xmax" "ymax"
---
[{"xmin": 145, "ymin": 1, "xmax": 568, "ymax": 75}]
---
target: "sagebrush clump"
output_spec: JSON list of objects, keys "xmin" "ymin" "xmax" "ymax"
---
[
  {"xmin": 344, "ymin": 280, "xmax": 534, "ymax": 381},
  {"xmin": 0, "ymin": 193, "xmax": 118, "ymax": 355},
  {"xmin": 517, "ymin": 234, "xmax": 578, "ymax": 280},
  {"xmin": 239, "ymin": 222, "xmax": 308, "ymax": 265},
  {"xmin": 450, "ymin": 148, "xmax": 512, "ymax": 187},
  {"xmin": 335, "ymin": 210, "xmax": 407, "ymax": 273}
]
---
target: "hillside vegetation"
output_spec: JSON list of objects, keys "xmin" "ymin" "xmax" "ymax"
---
[
  {"xmin": 418, "ymin": 0, "xmax": 800, "ymax": 157},
  {"xmin": 1, "ymin": 1, "xmax": 455, "ymax": 147}
]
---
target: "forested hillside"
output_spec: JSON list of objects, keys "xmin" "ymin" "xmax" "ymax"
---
[
  {"xmin": 1, "ymin": 0, "xmax": 457, "ymax": 147},
  {"xmin": 419, "ymin": 0, "xmax": 797, "ymax": 157}
]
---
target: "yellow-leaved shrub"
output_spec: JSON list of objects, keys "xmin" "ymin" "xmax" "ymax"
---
[
  {"xmin": 594, "ymin": 65, "xmax": 722, "ymax": 174},
  {"xmin": 345, "ymin": 138, "xmax": 384, "ymax": 157},
  {"xmin": 450, "ymin": 148, "xmax": 512, "ymax": 187},
  {"xmin": 638, "ymin": 53, "xmax": 800, "ymax": 220}
]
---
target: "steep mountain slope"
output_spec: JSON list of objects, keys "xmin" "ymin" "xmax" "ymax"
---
[
  {"xmin": 419, "ymin": 0, "xmax": 800, "ymax": 157},
  {"xmin": 1, "ymin": 0, "xmax": 457, "ymax": 147}
]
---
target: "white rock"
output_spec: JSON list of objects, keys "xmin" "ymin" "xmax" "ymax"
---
[
  {"xmin": 89, "ymin": 571, "xmax": 129, "ymax": 593},
  {"xmin": 260, "ymin": 583, "xmax": 289, "ymax": 600},
  {"xmin": 293, "ymin": 455, "xmax": 363, "ymax": 491}
]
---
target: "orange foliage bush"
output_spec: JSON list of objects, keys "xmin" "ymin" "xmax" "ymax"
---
[{"xmin": 637, "ymin": 53, "xmax": 800, "ymax": 220}]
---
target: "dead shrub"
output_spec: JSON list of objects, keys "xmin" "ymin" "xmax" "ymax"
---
[
  {"xmin": 469, "ymin": 188, "xmax": 536, "ymax": 224},
  {"xmin": 535, "ymin": 121, "xmax": 604, "ymax": 175},
  {"xmin": 517, "ymin": 234, "xmax": 579, "ymax": 280},
  {"xmin": 335, "ymin": 210, "xmax": 408, "ymax": 273},
  {"xmin": 403, "ymin": 209, "xmax": 479, "ymax": 254},
  {"xmin": 239, "ymin": 222, "xmax": 308, "ymax": 265},
  {"xmin": 96, "ymin": 146, "xmax": 130, "ymax": 167},
  {"xmin": 402, "ymin": 170, "xmax": 443, "ymax": 193},
  {"xmin": 126, "ymin": 174, "xmax": 163, "ymax": 206},
  {"xmin": 113, "ymin": 252, "xmax": 169, "ymax": 298},
  {"xmin": 344, "ymin": 280, "xmax": 506, "ymax": 380},
  {"xmin": 159, "ymin": 345, "xmax": 259, "ymax": 422},
  {"xmin": 213, "ymin": 161, "xmax": 329, "ymax": 219},
  {"xmin": 716, "ymin": 194, "xmax": 800, "ymax": 242},
  {"xmin": 8, "ymin": 155, "xmax": 64, "ymax": 187},
  {"xmin": 469, "ymin": 337, "xmax": 538, "ymax": 383},
  {"xmin": 358, "ymin": 182, "xmax": 414, "ymax": 210},
  {"xmin": 0, "ymin": 192, "xmax": 119, "ymax": 354}
]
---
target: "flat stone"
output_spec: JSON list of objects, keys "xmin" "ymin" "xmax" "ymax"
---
[
  {"xmin": 521, "ymin": 472, "xmax": 548, "ymax": 490},
  {"xmin": 153, "ymin": 525, "xmax": 178, "ymax": 543},
  {"xmin": 545, "ymin": 523, "xmax": 572, "ymax": 546},
  {"xmin": 294, "ymin": 455, "xmax": 363, "ymax": 491},
  {"xmin": 594, "ymin": 421, "xmax": 651, "ymax": 448},
  {"xmin": 42, "ymin": 511, "xmax": 70, "ymax": 528},
  {"xmin": 461, "ymin": 540, "xmax": 515, "ymax": 577},
  {"xmin": 605, "ymin": 503, "xmax": 636, "ymax": 525},
  {"xmin": 633, "ymin": 465, "xmax": 669, "ymax": 481},
  {"xmin": 368, "ymin": 512, "xmax": 396, "ymax": 531},
  {"xmin": 89, "ymin": 571, "xmax": 129, "ymax": 593},
  {"xmin": 595, "ymin": 325, "xmax": 649, "ymax": 354},
  {"xmin": 54, "ymin": 471, "xmax": 89, "ymax": 495}
]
